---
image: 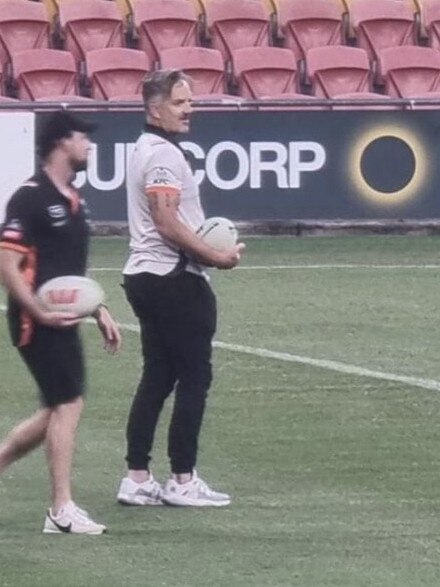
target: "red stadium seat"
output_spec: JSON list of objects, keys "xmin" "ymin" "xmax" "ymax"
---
[
  {"xmin": 306, "ymin": 45, "xmax": 372, "ymax": 97},
  {"xmin": 205, "ymin": 0, "xmax": 270, "ymax": 62},
  {"xmin": 276, "ymin": 0, "xmax": 345, "ymax": 63},
  {"xmin": 159, "ymin": 46, "xmax": 231, "ymax": 97},
  {"xmin": 306, "ymin": 44, "xmax": 397, "ymax": 109},
  {"xmin": 86, "ymin": 47, "xmax": 150, "ymax": 100},
  {"xmin": 0, "ymin": 0, "xmax": 50, "ymax": 70},
  {"xmin": 232, "ymin": 46, "xmax": 297, "ymax": 98},
  {"xmin": 11, "ymin": 48, "xmax": 87, "ymax": 100},
  {"xmin": 132, "ymin": 0, "xmax": 198, "ymax": 65},
  {"xmin": 59, "ymin": 0, "xmax": 125, "ymax": 64},
  {"xmin": 349, "ymin": 0, "xmax": 417, "ymax": 62},
  {"xmin": 378, "ymin": 45, "xmax": 440, "ymax": 98}
]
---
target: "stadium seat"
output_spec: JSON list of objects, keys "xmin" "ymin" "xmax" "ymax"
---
[
  {"xmin": 0, "ymin": 0, "xmax": 51, "ymax": 70},
  {"xmin": 11, "ymin": 48, "xmax": 87, "ymax": 100},
  {"xmin": 59, "ymin": 0, "xmax": 125, "ymax": 64},
  {"xmin": 420, "ymin": 0, "xmax": 440, "ymax": 51},
  {"xmin": 349, "ymin": 0, "xmax": 417, "ymax": 62},
  {"xmin": 270, "ymin": 0, "xmax": 347, "ymax": 13},
  {"xmin": 378, "ymin": 45, "xmax": 440, "ymax": 98},
  {"xmin": 86, "ymin": 47, "xmax": 150, "ymax": 99},
  {"xmin": 306, "ymin": 45, "xmax": 372, "ymax": 97},
  {"xmin": 198, "ymin": 0, "xmax": 272, "ymax": 17},
  {"xmin": 343, "ymin": 0, "xmax": 418, "ymax": 11},
  {"xmin": 40, "ymin": 0, "xmax": 129, "ymax": 21},
  {"xmin": 343, "ymin": 0, "xmax": 420, "ymax": 41},
  {"xmin": 276, "ymin": 0, "xmax": 345, "ymax": 63},
  {"xmin": 306, "ymin": 45, "xmax": 400, "ymax": 110},
  {"xmin": 159, "ymin": 46, "xmax": 232, "ymax": 97},
  {"xmin": 132, "ymin": 0, "xmax": 198, "ymax": 65},
  {"xmin": 306, "ymin": 44, "xmax": 397, "ymax": 109},
  {"xmin": 204, "ymin": 0, "xmax": 270, "ymax": 63},
  {"xmin": 231, "ymin": 46, "xmax": 297, "ymax": 98},
  {"xmin": 39, "ymin": 0, "xmax": 130, "ymax": 34}
]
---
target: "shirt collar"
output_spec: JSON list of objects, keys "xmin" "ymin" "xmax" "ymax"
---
[
  {"xmin": 143, "ymin": 123, "xmax": 187, "ymax": 159},
  {"xmin": 34, "ymin": 167, "xmax": 76, "ymax": 201}
]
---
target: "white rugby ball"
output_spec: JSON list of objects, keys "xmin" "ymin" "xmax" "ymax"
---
[
  {"xmin": 36, "ymin": 275, "xmax": 105, "ymax": 316},
  {"xmin": 197, "ymin": 217, "xmax": 238, "ymax": 251}
]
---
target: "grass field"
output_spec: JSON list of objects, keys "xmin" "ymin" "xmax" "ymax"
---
[{"xmin": 2, "ymin": 235, "xmax": 440, "ymax": 586}]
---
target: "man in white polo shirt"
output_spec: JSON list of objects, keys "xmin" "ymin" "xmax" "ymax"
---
[{"xmin": 117, "ymin": 70, "xmax": 244, "ymax": 507}]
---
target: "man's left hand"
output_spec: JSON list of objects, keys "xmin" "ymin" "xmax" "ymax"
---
[{"xmin": 94, "ymin": 305, "xmax": 122, "ymax": 354}]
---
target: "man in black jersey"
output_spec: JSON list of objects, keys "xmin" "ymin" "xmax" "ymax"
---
[{"xmin": 0, "ymin": 111, "xmax": 121, "ymax": 535}]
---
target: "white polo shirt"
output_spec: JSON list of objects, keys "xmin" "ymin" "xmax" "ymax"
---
[{"xmin": 123, "ymin": 128, "xmax": 206, "ymax": 277}]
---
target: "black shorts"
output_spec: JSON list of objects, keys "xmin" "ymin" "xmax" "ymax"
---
[{"xmin": 16, "ymin": 325, "xmax": 85, "ymax": 408}]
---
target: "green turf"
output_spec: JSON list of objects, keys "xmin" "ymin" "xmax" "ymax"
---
[{"xmin": 2, "ymin": 235, "xmax": 440, "ymax": 586}]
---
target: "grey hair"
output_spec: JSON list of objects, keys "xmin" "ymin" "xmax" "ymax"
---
[{"xmin": 142, "ymin": 69, "xmax": 193, "ymax": 111}]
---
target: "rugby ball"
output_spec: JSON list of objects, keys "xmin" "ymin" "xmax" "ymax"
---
[
  {"xmin": 196, "ymin": 217, "xmax": 238, "ymax": 251},
  {"xmin": 36, "ymin": 275, "xmax": 105, "ymax": 317}
]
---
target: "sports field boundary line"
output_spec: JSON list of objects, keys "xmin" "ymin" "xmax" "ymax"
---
[{"xmin": 1, "ymin": 305, "xmax": 439, "ymax": 393}]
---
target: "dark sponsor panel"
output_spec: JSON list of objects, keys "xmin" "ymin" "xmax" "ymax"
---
[{"xmin": 36, "ymin": 110, "xmax": 440, "ymax": 221}]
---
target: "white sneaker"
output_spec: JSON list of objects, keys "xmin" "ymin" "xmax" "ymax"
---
[
  {"xmin": 43, "ymin": 501, "xmax": 106, "ymax": 535},
  {"xmin": 162, "ymin": 471, "xmax": 231, "ymax": 507},
  {"xmin": 117, "ymin": 475, "xmax": 164, "ymax": 506}
]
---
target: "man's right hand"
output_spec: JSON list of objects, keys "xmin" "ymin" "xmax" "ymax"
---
[
  {"xmin": 35, "ymin": 308, "xmax": 81, "ymax": 328},
  {"xmin": 212, "ymin": 243, "xmax": 246, "ymax": 270},
  {"xmin": 0, "ymin": 249, "xmax": 82, "ymax": 328}
]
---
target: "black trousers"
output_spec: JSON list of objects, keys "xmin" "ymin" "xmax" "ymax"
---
[{"xmin": 123, "ymin": 270, "xmax": 217, "ymax": 474}]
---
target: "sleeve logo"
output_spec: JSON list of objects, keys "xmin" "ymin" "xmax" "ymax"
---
[{"xmin": 151, "ymin": 167, "xmax": 173, "ymax": 185}]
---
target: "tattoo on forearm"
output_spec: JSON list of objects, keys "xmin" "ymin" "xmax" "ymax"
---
[
  {"xmin": 148, "ymin": 193, "xmax": 159, "ymax": 212},
  {"xmin": 147, "ymin": 191, "xmax": 177, "ymax": 211}
]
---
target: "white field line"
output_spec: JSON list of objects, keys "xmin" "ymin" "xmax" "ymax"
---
[
  {"xmin": 0, "ymin": 305, "xmax": 440, "ymax": 391},
  {"xmin": 2, "ymin": 306, "xmax": 440, "ymax": 392},
  {"xmin": 84, "ymin": 320, "xmax": 440, "ymax": 393},
  {"xmin": 88, "ymin": 264, "xmax": 440, "ymax": 272}
]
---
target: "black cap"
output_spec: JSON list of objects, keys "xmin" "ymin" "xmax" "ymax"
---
[{"xmin": 37, "ymin": 111, "xmax": 98, "ymax": 159}]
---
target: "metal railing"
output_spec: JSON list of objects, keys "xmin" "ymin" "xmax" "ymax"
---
[{"xmin": 0, "ymin": 97, "xmax": 439, "ymax": 111}]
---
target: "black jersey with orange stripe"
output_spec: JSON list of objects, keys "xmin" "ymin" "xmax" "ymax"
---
[{"xmin": 0, "ymin": 168, "xmax": 90, "ymax": 345}]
